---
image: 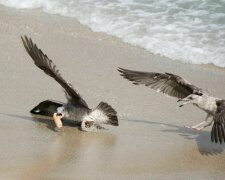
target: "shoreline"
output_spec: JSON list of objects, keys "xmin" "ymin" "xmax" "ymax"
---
[
  {"xmin": 0, "ymin": 5, "xmax": 225, "ymax": 179},
  {"xmin": 1, "ymin": 5, "xmax": 225, "ymax": 71}
]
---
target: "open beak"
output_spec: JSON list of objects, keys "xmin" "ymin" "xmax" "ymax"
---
[
  {"xmin": 53, "ymin": 113, "xmax": 63, "ymax": 128},
  {"xmin": 177, "ymin": 99, "xmax": 191, "ymax": 107}
]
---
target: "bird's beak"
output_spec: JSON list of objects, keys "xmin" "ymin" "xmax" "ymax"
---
[
  {"xmin": 53, "ymin": 113, "xmax": 63, "ymax": 128},
  {"xmin": 178, "ymin": 98, "xmax": 191, "ymax": 107}
]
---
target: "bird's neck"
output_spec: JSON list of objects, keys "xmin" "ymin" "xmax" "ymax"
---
[{"xmin": 194, "ymin": 96, "xmax": 217, "ymax": 115}]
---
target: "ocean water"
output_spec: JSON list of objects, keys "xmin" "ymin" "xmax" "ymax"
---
[{"xmin": 0, "ymin": 0, "xmax": 225, "ymax": 67}]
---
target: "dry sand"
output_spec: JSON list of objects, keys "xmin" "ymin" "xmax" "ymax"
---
[{"xmin": 0, "ymin": 5, "xmax": 225, "ymax": 180}]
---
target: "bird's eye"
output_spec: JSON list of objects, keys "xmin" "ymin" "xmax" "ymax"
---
[
  {"xmin": 189, "ymin": 97, "xmax": 193, "ymax": 100},
  {"xmin": 196, "ymin": 92, "xmax": 203, "ymax": 96}
]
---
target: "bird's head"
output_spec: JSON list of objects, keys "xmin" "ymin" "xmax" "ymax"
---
[
  {"xmin": 177, "ymin": 94, "xmax": 202, "ymax": 107},
  {"xmin": 57, "ymin": 107, "xmax": 65, "ymax": 118}
]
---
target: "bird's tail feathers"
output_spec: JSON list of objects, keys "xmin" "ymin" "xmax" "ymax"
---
[{"xmin": 85, "ymin": 102, "xmax": 118, "ymax": 126}]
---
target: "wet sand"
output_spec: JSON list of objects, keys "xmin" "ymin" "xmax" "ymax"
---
[{"xmin": 0, "ymin": 6, "xmax": 225, "ymax": 180}]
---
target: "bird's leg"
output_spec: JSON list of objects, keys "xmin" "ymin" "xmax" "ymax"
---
[
  {"xmin": 192, "ymin": 119, "xmax": 214, "ymax": 130},
  {"xmin": 81, "ymin": 119, "xmax": 87, "ymax": 131},
  {"xmin": 185, "ymin": 121, "xmax": 206, "ymax": 129},
  {"xmin": 53, "ymin": 113, "xmax": 63, "ymax": 128},
  {"xmin": 185, "ymin": 114, "xmax": 211, "ymax": 130},
  {"xmin": 81, "ymin": 119, "xmax": 94, "ymax": 131}
]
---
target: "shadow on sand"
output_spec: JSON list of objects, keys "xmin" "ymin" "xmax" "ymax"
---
[
  {"xmin": 1, "ymin": 112, "xmax": 225, "ymax": 155},
  {"xmin": 0, "ymin": 112, "xmax": 117, "ymax": 179},
  {"xmin": 120, "ymin": 118, "xmax": 225, "ymax": 155},
  {"xmin": 0, "ymin": 112, "xmax": 81, "ymax": 132}
]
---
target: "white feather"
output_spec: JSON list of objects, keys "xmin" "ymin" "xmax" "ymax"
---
[{"xmin": 83, "ymin": 109, "xmax": 108, "ymax": 124}]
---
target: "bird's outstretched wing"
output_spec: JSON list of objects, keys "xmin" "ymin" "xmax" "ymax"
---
[
  {"xmin": 118, "ymin": 67, "xmax": 203, "ymax": 99},
  {"xmin": 211, "ymin": 100, "xmax": 225, "ymax": 144},
  {"xmin": 21, "ymin": 35, "xmax": 89, "ymax": 109}
]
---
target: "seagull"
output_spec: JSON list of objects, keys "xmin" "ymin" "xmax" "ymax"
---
[
  {"xmin": 118, "ymin": 67, "xmax": 225, "ymax": 143},
  {"xmin": 21, "ymin": 35, "xmax": 118, "ymax": 131}
]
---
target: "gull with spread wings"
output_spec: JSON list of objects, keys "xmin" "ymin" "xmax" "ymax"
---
[
  {"xmin": 118, "ymin": 67, "xmax": 225, "ymax": 143},
  {"xmin": 21, "ymin": 35, "xmax": 118, "ymax": 131}
]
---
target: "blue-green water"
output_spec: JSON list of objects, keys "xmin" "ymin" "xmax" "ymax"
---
[{"xmin": 1, "ymin": 0, "xmax": 225, "ymax": 67}]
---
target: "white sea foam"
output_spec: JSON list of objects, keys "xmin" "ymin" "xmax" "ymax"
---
[{"xmin": 1, "ymin": 0, "xmax": 225, "ymax": 67}]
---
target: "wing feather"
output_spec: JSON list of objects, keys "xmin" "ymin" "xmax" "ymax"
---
[
  {"xmin": 211, "ymin": 100, "xmax": 225, "ymax": 143},
  {"xmin": 21, "ymin": 35, "xmax": 89, "ymax": 108},
  {"xmin": 118, "ymin": 67, "xmax": 202, "ymax": 99}
]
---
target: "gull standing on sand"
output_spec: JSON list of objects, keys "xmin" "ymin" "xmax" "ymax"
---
[
  {"xmin": 118, "ymin": 68, "xmax": 225, "ymax": 143},
  {"xmin": 21, "ymin": 35, "xmax": 118, "ymax": 131}
]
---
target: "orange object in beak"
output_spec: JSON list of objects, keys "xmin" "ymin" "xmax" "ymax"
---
[{"xmin": 53, "ymin": 113, "xmax": 62, "ymax": 128}]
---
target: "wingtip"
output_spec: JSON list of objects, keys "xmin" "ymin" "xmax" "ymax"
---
[
  {"xmin": 20, "ymin": 35, "xmax": 28, "ymax": 41},
  {"xmin": 21, "ymin": 35, "xmax": 25, "ymax": 44},
  {"xmin": 117, "ymin": 68, "xmax": 126, "ymax": 76},
  {"xmin": 117, "ymin": 67, "xmax": 124, "ymax": 73},
  {"xmin": 117, "ymin": 67, "xmax": 131, "ymax": 75},
  {"xmin": 21, "ymin": 35, "xmax": 31, "ymax": 47}
]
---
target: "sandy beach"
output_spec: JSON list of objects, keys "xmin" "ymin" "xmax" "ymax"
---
[{"xmin": 0, "ymin": 5, "xmax": 225, "ymax": 179}]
